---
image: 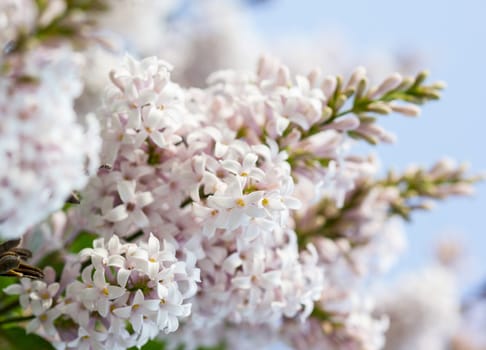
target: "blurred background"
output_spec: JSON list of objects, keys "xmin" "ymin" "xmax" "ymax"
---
[{"xmin": 241, "ymin": 0, "xmax": 486, "ymax": 293}]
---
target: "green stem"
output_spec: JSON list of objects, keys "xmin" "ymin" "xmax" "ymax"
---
[
  {"xmin": 0, "ymin": 315, "xmax": 34, "ymax": 327},
  {"xmin": 0, "ymin": 300, "xmax": 19, "ymax": 315}
]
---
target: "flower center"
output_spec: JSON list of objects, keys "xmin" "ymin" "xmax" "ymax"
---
[{"xmin": 235, "ymin": 198, "xmax": 245, "ymax": 207}]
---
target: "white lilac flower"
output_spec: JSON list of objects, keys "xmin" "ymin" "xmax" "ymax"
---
[
  {"xmin": 4, "ymin": 276, "xmax": 60, "ymax": 315},
  {"xmin": 79, "ymin": 266, "xmax": 126, "ymax": 317},
  {"xmin": 188, "ymin": 224, "xmax": 324, "ymax": 329},
  {"xmin": 26, "ymin": 307, "xmax": 62, "ymax": 337},
  {"xmin": 8, "ymin": 233, "xmax": 200, "ymax": 349},
  {"xmin": 113, "ymin": 289, "xmax": 160, "ymax": 333},
  {"xmin": 104, "ymin": 180, "xmax": 154, "ymax": 229},
  {"xmin": 67, "ymin": 327, "xmax": 109, "ymax": 350},
  {"xmin": 0, "ymin": 47, "xmax": 100, "ymax": 239}
]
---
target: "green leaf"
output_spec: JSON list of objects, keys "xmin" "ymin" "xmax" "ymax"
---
[
  {"xmin": 127, "ymin": 340, "xmax": 226, "ymax": 350},
  {"xmin": 128, "ymin": 339, "xmax": 166, "ymax": 350},
  {"xmin": 198, "ymin": 345, "xmax": 226, "ymax": 350},
  {"xmin": 68, "ymin": 231, "xmax": 98, "ymax": 253},
  {"xmin": 0, "ymin": 327, "xmax": 55, "ymax": 350}
]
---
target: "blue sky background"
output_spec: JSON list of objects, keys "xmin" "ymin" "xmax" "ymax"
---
[{"xmin": 247, "ymin": 0, "xmax": 486, "ymax": 291}]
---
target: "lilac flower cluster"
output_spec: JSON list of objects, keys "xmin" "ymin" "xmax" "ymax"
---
[
  {"xmin": 0, "ymin": 47, "xmax": 100, "ymax": 239},
  {"xmin": 5, "ymin": 233, "xmax": 199, "ymax": 349},
  {"xmin": 0, "ymin": 2, "xmax": 482, "ymax": 350},
  {"xmin": 78, "ymin": 56, "xmax": 326, "ymax": 333},
  {"xmin": 73, "ymin": 54, "xmax": 446, "ymax": 349}
]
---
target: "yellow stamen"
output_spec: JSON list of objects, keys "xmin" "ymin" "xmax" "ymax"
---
[{"xmin": 235, "ymin": 198, "xmax": 245, "ymax": 207}]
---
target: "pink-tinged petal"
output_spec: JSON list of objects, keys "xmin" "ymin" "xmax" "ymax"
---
[
  {"xmin": 222, "ymin": 253, "xmax": 242, "ymax": 275},
  {"xmin": 48, "ymin": 283, "xmax": 60, "ymax": 296},
  {"xmin": 249, "ymin": 168, "xmax": 265, "ymax": 181},
  {"xmin": 82, "ymin": 287, "xmax": 98, "ymax": 301},
  {"xmin": 146, "ymin": 108, "xmax": 164, "ymax": 128},
  {"xmin": 265, "ymin": 197, "xmax": 286, "ymax": 210},
  {"xmin": 43, "ymin": 315, "xmax": 59, "ymax": 336},
  {"xmin": 132, "ymin": 209, "xmax": 149, "ymax": 228},
  {"xmin": 214, "ymin": 142, "xmax": 229, "ymax": 158},
  {"xmin": 93, "ymin": 269, "xmax": 106, "ymax": 289},
  {"xmin": 181, "ymin": 280, "xmax": 198, "ymax": 299},
  {"xmin": 20, "ymin": 279, "xmax": 32, "ymax": 289},
  {"xmin": 283, "ymin": 197, "xmax": 301, "ymax": 210},
  {"xmin": 96, "ymin": 297, "xmax": 109, "ymax": 317},
  {"xmin": 19, "ymin": 295, "xmax": 30, "ymax": 309},
  {"xmin": 113, "ymin": 306, "xmax": 132, "ymax": 319},
  {"xmin": 132, "ymin": 290, "xmax": 145, "ymax": 305},
  {"xmin": 31, "ymin": 300, "xmax": 44, "ymax": 316},
  {"xmin": 117, "ymin": 180, "xmax": 136, "ymax": 203},
  {"xmin": 133, "ymin": 130, "xmax": 148, "ymax": 148},
  {"xmin": 245, "ymin": 206, "xmax": 266, "ymax": 218},
  {"xmin": 104, "ymin": 205, "xmax": 128, "ymax": 222},
  {"xmin": 164, "ymin": 303, "xmax": 185, "ymax": 317},
  {"xmin": 166, "ymin": 315, "xmax": 179, "ymax": 333},
  {"xmin": 231, "ymin": 276, "xmax": 252, "ymax": 289},
  {"xmin": 92, "ymin": 237, "xmax": 106, "ymax": 250},
  {"xmin": 144, "ymin": 299, "xmax": 161, "ymax": 311},
  {"xmin": 171, "ymin": 261, "xmax": 187, "ymax": 274},
  {"xmin": 207, "ymin": 195, "xmax": 236, "ymax": 209},
  {"xmin": 227, "ymin": 209, "xmax": 246, "ymax": 231},
  {"xmin": 131, "ymin": 313, "xmax": 144, "ymax": 333},
  {"xmin": 206, "ymin": 246, "xmax": 227, "ymax": 265},
  {"xmin": 135, "ymin": 191, "xmax": 153, "ymax": 207},
  {"xmin": 150, "ymin": 131, "xmax": 167, "ymax": 148},
  {"xmin": 276, "ymin": 115, "xmax": 290, "ymax": 134},
  {"xmin": 3, "ymin": 284, "xmax": 22, "ymax": 295},
  {"xmin": 148, "ymin": 233, "xmax": 160, "ymax": 254},
  {"xmin": 148, "ymin": 262, "xmax": 159, "ymax": 279},
  {"xmin": 179, "ymin": 303, "xmax": 192, "ymax": 317},
  {"xmin": 81, "ymin": 266, "xmax": 94, "ymax": 284},
  {"xmin": 117, "ymin": 269, "xmax": 131, "ymax": 288},
  {"xmin": 91, "ymin": 255, "xmax": 106, "ymax": 271},
  {"xmin": 107, "ymin": 235, "xmax": 121, "ymax": 252},
  {"xmin": 243, "ymin": 153, "xmax": 258, "ymax": 168},
  {"xmin": 261, "ymin": 271, "xmax": 282, "ymax": 288},
  {"xmin": 246, "ymin": 191, "xmax": 264, "ymax": 203},
  {"xmin": 26, "ymin": 318, "xmax": 40, "ymax": 333},
  {"xmin": 157, "ymin": 310, "xmax": 168, "ymax": 328},
  {"xmin": 108, "ymin": 255, "xmax": 125, "ymax": 268},
  {"xmin": 108, "ymin": 286, "xmax": 126, "ymax": 299},
  {"xmin": 157, "ymin": 284, "xmax": 168, "ymax": 299},
  {"xmin": 220, "ymin": 159, "xmax": 240, "ymax": 174}
]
